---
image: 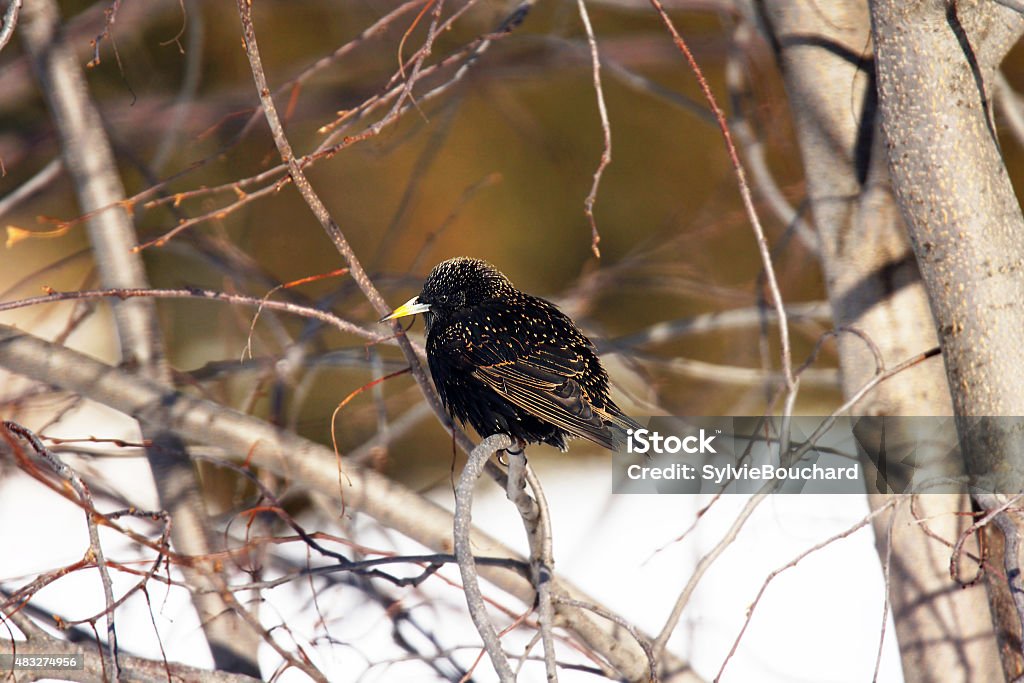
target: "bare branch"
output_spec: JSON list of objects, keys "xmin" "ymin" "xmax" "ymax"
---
[
  {"xmin": 524, "ymin": 465, "xmax": 560, "ymax": 683},
  {"xmin": 0, "ymin": 1, "xmax": 22, "ymax": 58},
  {"xmin": 3, "ymin": 422, "xmax": 120, "ymax": 681},
  {"xmin": 605, "ymin": 301, "xmax": 830, "ymax": 350},
  {"xmin": 0, "ymin": 629, "xmax": 261, "ymax": 683},
  {"xmin": 649, "ymin": 0, "xmax": 795, "ymax": 392},
  {"xmin": 577, "ymin": 0, "xmax": 612, "ymax": 258},
  {"xmin": 0, "ymin": 286, "xmax": 387, "ymax": 345},
  {"xmin": 725, "ymin": 22, "xmax": 818, "ymax": 255},
  {"xmin": 19, "ymin": 0, "xmax": 261, "ymax": 672},
  {"xmin": 0, "ymin": 324, "xmax": 674, "ymax": 681},
  {"xmin": 453, "ymin": 433, "xmax": 516, "ymax": 681},
  {"xmin": 715, "ymin": 498, "xmax": 897, "ymax": 681}
]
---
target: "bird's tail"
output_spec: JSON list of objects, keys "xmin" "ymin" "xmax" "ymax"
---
[{"xmin": 601, "ymin": 407, "xmax": 645, "ymax": 452}]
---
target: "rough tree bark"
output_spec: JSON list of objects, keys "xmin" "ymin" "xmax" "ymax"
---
[
  {"xmin": 870, "ymin": 1, "xmax": 1024, "ymax": 679},
  {"xmin": 754, "ymin": 2, "xmax": 1001, "ymax": 681}
]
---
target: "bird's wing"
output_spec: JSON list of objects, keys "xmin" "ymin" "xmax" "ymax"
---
[{"xmin": 469, "ymin": 344, "xmax": 618, "ymax": 449}]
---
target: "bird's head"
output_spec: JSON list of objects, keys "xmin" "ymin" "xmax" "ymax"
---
[{"xmin": 380, "ymin": 257, "xmax": 513, "ymax": 330}]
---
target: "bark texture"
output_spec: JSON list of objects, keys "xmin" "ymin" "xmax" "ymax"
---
[
  {"xmin": 870, "ymin": 1, "xmax": 1024, "ymax": 678},
  {"xmin": 756, "ymin": 1, "xmax": 1001, "ymax": 680}
]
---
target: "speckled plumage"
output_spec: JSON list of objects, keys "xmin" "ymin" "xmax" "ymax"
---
[{"xmin": 385, "ymin": 257, "xmax": 641, "ymax": 451}]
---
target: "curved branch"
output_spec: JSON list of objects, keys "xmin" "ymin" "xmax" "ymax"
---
[{"xmin": 453, "ymin": 433, "xmax": 516, "ymax": 681}]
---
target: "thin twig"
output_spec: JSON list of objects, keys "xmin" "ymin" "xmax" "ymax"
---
[
  {"xmin": 951, "ymin": 493, "xmax": 1024, "ymax": 586},
  {"xmin": 151, "ymin": 0, "xmax": 204, "ymax": 172},
  {"xmin": 873, "ymin": 503, "xmax": 898, "ymax": 683},
  {"xmin": 552, "ymin": 596, "xmax": 658, "ymax": 682},
  {"xmin": 228, "ymin": 0, "xmax": 426, "ymax": 160},
  {"xmin": 649, "ymin": 0, "xmax": 795, "ymax": 390},
  {"xmin": 3, "ymin": 421, "xmax": 120, "ymax": 681},
  {"xmin": 0, "ymin": 286, "xmax": 387, "ymax": 345},
  {"xmin": 525, "ymin": 465, "xmax": 559, "ymax": 683},
  {"xmin": 652, "ymin": 489, "xmax": 769, "ymax": 659},
  {"xmin": 0, "ymin": 158, "xmax": 61, "ymax": 220},
  {"xmin": 386, "ymin": 0, "xmax": 444, "ymax": 126},
  {"xmin": 715, "ymin": 498, "xmax": 897, "ymax": 681},
  {"xmin": 319, "ymin": 1, "xmax": 531, "ymax": 149},
  {"xmin": 651, "ymin": 344, "xmax": 941, "ymax": 658},
  {"xmin": 725, "ymin": 22, "xmax": 818, "ymax": 255},
  {"xmin": 905, "ymin": 495, "xmax": 987, "ymax": 584},
  {"xmin": 577, "ymin": 0, "xmax": 611, "ymax": 258},
  {"xmin": 453, "ymin": 433, "xmax": 516, "ymax": 681}
]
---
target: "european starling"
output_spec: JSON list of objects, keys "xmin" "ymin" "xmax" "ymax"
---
[{"xmin": 381, "ymin": 257, "xmax": 641, "ymax": 451}]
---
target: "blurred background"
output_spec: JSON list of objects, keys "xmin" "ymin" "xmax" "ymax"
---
[{"xmin": 1, "ymin": 0, "xmax": 835, "ymax": 485}]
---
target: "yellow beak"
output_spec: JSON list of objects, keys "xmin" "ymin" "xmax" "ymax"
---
[{"xmin": 379, "ymin": 296, "xmax": 431, "ymax": 323}]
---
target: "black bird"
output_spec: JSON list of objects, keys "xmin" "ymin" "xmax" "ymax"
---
[{"xmin": 381, "ymin": 257, "xmax": 642, "ymax": 451}]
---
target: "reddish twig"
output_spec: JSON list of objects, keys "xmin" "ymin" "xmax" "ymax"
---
[
  {"xmin": 648, "ymin": 0, "xmax": 794, "ymax": 391},
  {"xmin": 950, "ymin": 493, "xmax": 1024, "ymax": 586},
  {"xmin": 242, "ymin": 267, "xmax": 351, "ymax": 361},
  {"xmin": 329, "ymin": 367, "xmax": 412, "ymax": 502}
]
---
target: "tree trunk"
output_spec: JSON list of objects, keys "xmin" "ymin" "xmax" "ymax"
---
[
  {"xmin": 756, "ymin": 2, "xmax": 1002, "ymax": 680},
  {"xmin": 870, "ymin": 1, "xmax": 1024, "ymax": 679}
]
